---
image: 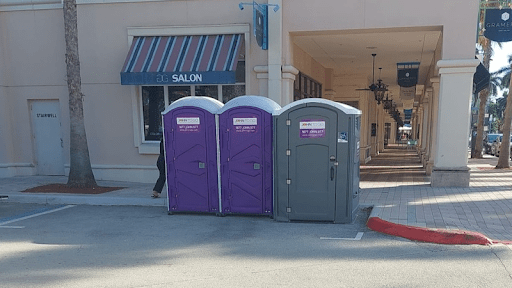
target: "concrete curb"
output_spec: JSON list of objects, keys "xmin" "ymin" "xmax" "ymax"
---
[
  {"xmin": 367, "ymin": 216, "xmax": 493, "ymax": 245},
  {"xmin": 366, "ymin": 205, "xmax": 496, "ymax": 245},
  {"xmin": 2, "ymin": 193, "xmax": 167, "ymax": 207}
]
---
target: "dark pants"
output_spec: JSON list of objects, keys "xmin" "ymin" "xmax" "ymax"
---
[{"xmin": 153, "ymin": 156, "xmax": 166, "ymax": 193}]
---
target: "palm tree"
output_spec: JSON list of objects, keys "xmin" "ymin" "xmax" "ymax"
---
[
  {"xmin": 474, "ymin": 0, "xmax": 505, "ymax": 158},
  {"xmin": 487, "ymin": 70, "xmax": 509, "ymax": 130},
  {"xmin": 488, "ymin": 95, "xmax": 506, "ymax": 132},
  {"xmin": 473, "ymin": 39, "xmax": 493, "ymax": 158},
  {"xmin": 63, "ymin": 0, "xmax": 97, "ymax": 187},
  {"xmin": 496, "ymin": 56, "xmax": 512, "ymax": 168}
]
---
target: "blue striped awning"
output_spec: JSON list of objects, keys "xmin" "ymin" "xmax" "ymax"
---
[{"xmin": 121, "ymin": 34, "xmax": 243, "ymax": 85}]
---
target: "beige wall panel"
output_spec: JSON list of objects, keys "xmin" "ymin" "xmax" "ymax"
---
[
  {"xmin": 283, "ymin": 0, "xmax": 477, "ymax": 59},
  {"xmin": 80, "ymin": 84, "xmax": 152, "ymax": 166},
  {"xmin": 292, "ymin": 44, "xmax": 326, "ymax": 85},
  {"xmin": 1, "ymin": 9, "xmax": 66, "ymax": 86},
  {"xmin": 283, "ymin": 0, "xmax": 365, "ymax": 31},
  {"xmin": 77, "ymin": 1, "xmax": 264, "ymax": 86},
  {"xmin": 0, "ymin": 88, "xmax": 13, "ymax": 164},
  {"xmin": 0, "ymin": 18, "xmax": 9, "ymax": 165}
]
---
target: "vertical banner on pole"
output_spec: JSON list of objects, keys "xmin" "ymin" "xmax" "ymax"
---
[
  {"xmin": 254, "ymin": 3, "xmax": 268, "ymax": 50},
  {"xmin": 240, "ymin": 1, "xmax": 278, "ymax": 51}
]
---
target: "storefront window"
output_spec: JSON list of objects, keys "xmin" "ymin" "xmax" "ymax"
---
[
  {"xmin": 168, "ymin": 86, "xmax": 191, "ymax": 103},
  {"xmin": 195, "ymin": 85, "xmax": 219, "ymax": 99},
  {"xmin": 294, "ymin": 72, "xmax": 322, "ymax": 100},
  {"xmin": 142, "ymin": 86, "xmax": 165, "ymax": 141},
  {"xmin": 141, "ymin": 61, "xmax": 246, "ymax": 142},
  {"xmin": 222, "ymin": 85, "xmax": 245, "ymax": 103}
]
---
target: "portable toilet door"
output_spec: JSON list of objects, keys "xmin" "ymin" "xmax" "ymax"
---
[
  {"xmin": 218, "ymin": 96, "xmax": 281, "ymax": 216},
  {"xmin": 273, "ymin": 99, "xmax": 361, "ymax": 223},
  {"xmin": 162, "ymin": 96, "xmax": 223, "ymax": 214}
]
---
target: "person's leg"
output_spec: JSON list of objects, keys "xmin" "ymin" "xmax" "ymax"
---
[{"xmin": 152, "ymin": 160, "xmax": 166, "ymax": 197}]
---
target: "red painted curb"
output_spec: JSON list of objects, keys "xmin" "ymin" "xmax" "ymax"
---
[
  {"xmin": 367, "ymin": 217, "xmax": 493, "ymax": 245},
  {"xmin": 493, "ymin": 240, "xmax": 512, "ymax": 245}
]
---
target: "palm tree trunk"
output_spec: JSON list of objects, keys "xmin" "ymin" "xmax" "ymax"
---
[
  {"xmin": 63, "ymin": 0, "xmax": 97, "ymax": 187},
  {"xmin": 473, "ymin": 38, "xmax": 492, "ymax": 158},
  {"xmin": 474, "ymin": 89, "xmax": 488, "ymax": 158},
  {"xmin": 496, "ymin": 62, "xmax": 512, "ymax": 168}
]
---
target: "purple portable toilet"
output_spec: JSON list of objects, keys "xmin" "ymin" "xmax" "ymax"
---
[
  {"xmin": 162, "ymin": 97, "xmax": 223, "ymax": 214},
  {"xmin": 217, "ymin": 96, "xmax": 281, "ymax": 216}
]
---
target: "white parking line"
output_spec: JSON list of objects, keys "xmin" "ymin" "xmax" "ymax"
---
[
  {"xmin": 0, "ymin": 205, "xmax": 76, "ymax": 226},
  {"xmin": 320, "ymin": 232, "xmax": 364, "ymax": 241},
  {"xmin": 0, "ymin": 226, "xmax": 25, "ymax": 229}
]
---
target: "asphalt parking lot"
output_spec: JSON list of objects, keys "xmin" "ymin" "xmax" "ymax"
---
[{"xmin": 2, "ymin": 202, "xmax": 512, "ymax": 288}]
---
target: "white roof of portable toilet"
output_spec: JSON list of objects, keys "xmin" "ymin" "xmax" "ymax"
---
[
  {"xmin": 273, "ymin": 98, "xmax": 361, "ymax": 116},
  {"xmin": 162, "ymin": 96, "xmax": 223, "ymax": 115},
  {"xmin": 217, "ymin": 95, "xmax": 281, "ymax": 114}
]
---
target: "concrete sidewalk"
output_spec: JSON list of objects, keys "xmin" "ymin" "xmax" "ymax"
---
[
  {"xmin": 360, "ymin": 146, "xmax": 512, "ymax": 244},
  {"xmin": 0, "ymin": 176, "xmax": 165, "ymax": 207},
  {"xmin": 1, "ymin": 146, "xmax": 512, "ymax": 244}
]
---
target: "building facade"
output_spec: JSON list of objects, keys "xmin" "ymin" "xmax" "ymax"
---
[{"xmin": 0, "ymin": 0, "xmax": 479, "ymax": 186}]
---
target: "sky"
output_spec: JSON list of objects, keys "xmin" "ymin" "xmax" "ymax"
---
[
  {"xmin": 490, "ymin": 41, "xmax": 512, "ymax": 73},
  {"xmin": 488, "ymin": 41, "xmax": 512, "ymax": 99}
]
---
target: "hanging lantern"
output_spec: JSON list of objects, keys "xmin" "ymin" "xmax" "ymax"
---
[{"xmin": 382, "ymin": 94, "xmax": 393, "ymax": 110}]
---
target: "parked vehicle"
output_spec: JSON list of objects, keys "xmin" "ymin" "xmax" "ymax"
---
[
  {"xmin": 484, "ymin": 133, "xmax": 502, "ymax": 154},
  {"xmin": 491, "ymin": 135, "xmax": 512, "ymax": 158}
]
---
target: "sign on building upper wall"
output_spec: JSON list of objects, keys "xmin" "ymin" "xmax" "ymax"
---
[
  {"xmin": 396, "ymin": 62, "xmax": 419, "ymax": 88},
  {"xmin": 484, "ymin": 8, "xmax": 512, "ymax": 42}
]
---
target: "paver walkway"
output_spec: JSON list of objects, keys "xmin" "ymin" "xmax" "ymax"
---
[
  {"xmin": 359, "ymin": 145, "xmax": 512, "ymax": 242},
  {"xmin": 2, "ymin": 144, "xmax": 512, "ymax": 243}
]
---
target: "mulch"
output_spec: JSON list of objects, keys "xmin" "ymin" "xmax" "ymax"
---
[
  {"xmin": 22, "ymin": 184, "xmax": 125, "ymax": 194},
  {"xmin": 476, "ymin": 166, "xmax": 512, "ymax": 170},
  {"xmin": 476, "ymin": 167, "xmax": 496, "ymax": 170}
]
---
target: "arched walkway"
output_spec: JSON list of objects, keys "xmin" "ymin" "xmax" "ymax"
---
[
  {"xmin": 360, "ymin": 144, "xmax": 429, "ymax": 188},
  {"xmin": 359, "ymin": 148, "xmax": 512, "ymax": 242}
]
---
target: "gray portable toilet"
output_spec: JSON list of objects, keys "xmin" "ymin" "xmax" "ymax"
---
[
  {"xmin": 273, "ymin": 98, "xmax": 361, "ymax": 223},
  {"xmin": 217, "ymin": 96, "xmax": 281, "ymax": 216},
  {"xmin": 162, "ymin": 96, "xmax": 223, "ymax": 214}
]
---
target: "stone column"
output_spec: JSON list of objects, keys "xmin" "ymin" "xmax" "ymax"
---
[
  {"xmin": 268, "ymin": 0, "xmax": 284, "ymax": 105},
  {"xmin": 411, "ymin": 109, "xmax": 417, "ymax": 140},
  {"xmin": 391, "ymin": 120, "xmax": 397, "ymax": 145},
  {"xmin": 420, "ymin": 92, "xmax": 430, "ymax": 164},
  {"xmin": 324, "ymin": 68, "xmax": 334, "ymax": 100},
  {"xmin": 413, "ymin": 107, "xmax": 420, "ymax": 153},
  {"xmin": 359, "ymin": 92, "xmax": 371, "ymax": 163},
  {"xmin": 282, "ymin": 65, "xmax": 299, "ymax": 105},
  {"xmin": 431, "ymin": 59, "xmax": 479, "ymax": 187},
  {"xmin": 370, "ymin": 95, "xmax": 378, "ymax": 156},
  {"xmin": 253, "ymin": 66, "xmax": 268, "ymax": 97},
  {"xmin": 324, "ymin": 89, "xmax": 336, "ymax": 101},
  {"xmin": 422, "ymin": 88, "xmax": 432, "ymax": 166},
  {"xmin": 378, "ymin": 105, "xmax": 385, "ymax": 152},
  {"xmin": 426, "ymin": 81, "xmax": 439, "ymax": 175}
]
